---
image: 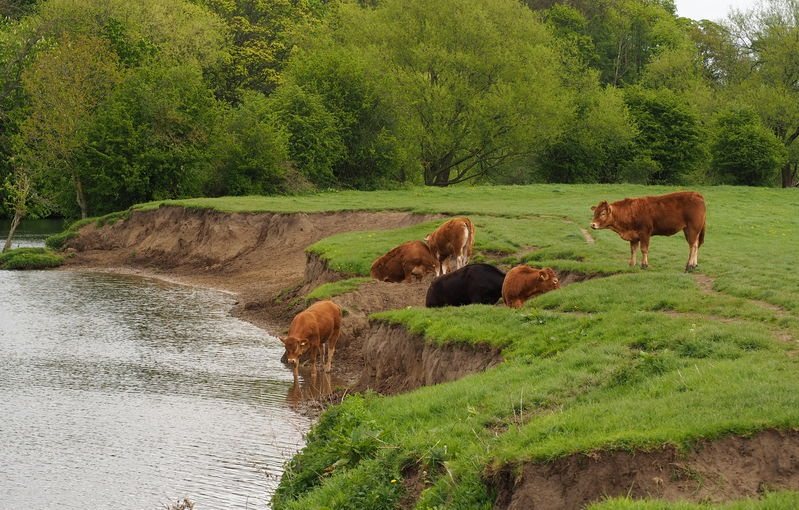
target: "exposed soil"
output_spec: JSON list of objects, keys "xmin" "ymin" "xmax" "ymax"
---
[{"xmin": 490, "ymin": 428, "xmax": 799, "ymax": 510}]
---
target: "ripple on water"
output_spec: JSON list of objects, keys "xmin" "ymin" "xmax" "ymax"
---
[{"xmin": 0, "ymin": 270, "xmax": 311, "ymax": 509}]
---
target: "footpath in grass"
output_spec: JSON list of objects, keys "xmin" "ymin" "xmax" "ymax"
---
[{"xmin": 134, "ymin": 185, "xmax": 799, "ymax": 508}]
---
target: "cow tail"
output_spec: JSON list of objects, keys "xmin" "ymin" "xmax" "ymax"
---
[
  {"xmin": 466, "ymin": 218, "xmax": 475, "ymax": 254},
  {"xmin": 699, "ymin": 223, "xmax": 705, "ymax": 247}
]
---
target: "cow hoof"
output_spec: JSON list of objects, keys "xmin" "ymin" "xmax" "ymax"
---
[{"xmin": 641, "ymin": 264, "xmax": 648, "ymax": 270}]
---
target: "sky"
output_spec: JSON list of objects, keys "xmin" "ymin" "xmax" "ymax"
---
[{"xmin": 673, "ymin": 0, "xmax": 760, "ymax": 22}]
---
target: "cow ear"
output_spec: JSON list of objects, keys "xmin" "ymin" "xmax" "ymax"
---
[
  {"xmin": 590, "ymin": 205, "xmax": 596, "ymax": 211},
  {"xmin": 539, "ymin": 272, "xmax": 547, "ymax": 280},
  {"xmin": 279, "ymin": 337, "xmax": 287, "ymax": 345}
]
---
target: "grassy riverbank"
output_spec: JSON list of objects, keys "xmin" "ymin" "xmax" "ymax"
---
[{"xmin": 133, "ymin": 185, "xmax": 799, "ymax": 508}]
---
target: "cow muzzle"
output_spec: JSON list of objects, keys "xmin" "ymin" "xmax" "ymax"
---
[{"xmin": 590, "ymin": 223, "xmax": 599, "ymax": 229}]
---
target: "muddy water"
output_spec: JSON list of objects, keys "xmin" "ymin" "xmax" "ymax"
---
[{"xmin": 0, "ymin": 221, "xmax": 325, "ymax": 509}]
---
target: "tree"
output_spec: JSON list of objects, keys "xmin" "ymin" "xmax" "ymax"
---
[
  {"xmin": 2, "ymin": 165, "xmax": 31, "ymax": 251},
  {"xmin": 727, "ymin": 0, "xmax": 799, "ymax": 186},
  {"xmin": 710, "ymin": 107, "xmax": 787, "ymax": 185},
  {"xmin": 197, "ymin": 0, "xmax": 329, "ymax": 102},
  {"xmin": 19, "ymin": 35, "xmax": 123, "ymax": 218},
  {"xmin": 75, "ymin": 64, "xmax": 220, "ymax": 214},
  {"xmin": 539, "ymin": 85, "xmax": 638, "ymax": 184},
  {"xmin": 207, "ymin": 91, "xmax": 292, "ymax": 196},
  {"xmin": 623, "ymin": 85, "xmax": 705, "ymax": 183},
  {"xmin": 275, "ymin": 43, "xmax": 409, "ymax": 189},
  {"xmin": 327, "ymin": 0, "xmax": 572, "ymax": 186}
]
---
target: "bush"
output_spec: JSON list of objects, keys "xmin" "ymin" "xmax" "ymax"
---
[{"xmin": 0, "ymin": 247, "xmax": 64, "ymax": 269}]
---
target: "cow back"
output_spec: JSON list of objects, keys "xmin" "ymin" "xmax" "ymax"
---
[
  {"xmin": 427, "ymin": 217, "xmax": 473, "ymax": 259},
  {"xmin": 371, "ymin": 240, "xmax": 436, "ymax": 282},
  {"xmin": 610, "ymin": 192, "xmax": 705, "ymax": 236},
  {"xmin": 426, "ymin": 263, "xmax": 505, "ymax": 307},
  {"xmin": 289, "ymin": 299, "xmax": 341, "ymax": 345}
]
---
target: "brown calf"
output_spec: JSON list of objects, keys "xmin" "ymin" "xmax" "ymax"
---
[
  {"xmin": 425, "ymin": 217, "xmax": 475, "ymax": 276},
  {"xmin": 590, "ymin": 191, "xmax": 706, "ymax": 271},
  {"xmin": 502, "ymin": 265, "xmax": 560, "ymax": 309},
  {"xmin": 370, "ymin": 240, "xmax": 438, "ymax": 283},
  {"xmin": 280, "ymin": 300, "xmax": 341, "ymax": 378}
]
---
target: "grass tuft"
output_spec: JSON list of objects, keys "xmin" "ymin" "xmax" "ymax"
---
[{"xmin": 0, "ymin": 247, "xmax": 64, "ymax": 269}]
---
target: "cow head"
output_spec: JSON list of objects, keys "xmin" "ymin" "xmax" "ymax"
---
[
  {"xmin": 280, "ymin": 336, "xmax": 310, "ymax": 376},
  {"xmin": 538, "ymin": 268, "xmax": 560, "ymax": 291},
  {"xmin": 590, "ymin": 201, "xmax": 612, "ymax": 229}
]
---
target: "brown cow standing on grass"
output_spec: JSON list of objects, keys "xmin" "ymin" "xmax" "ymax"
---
[
  {"xmin": 590, "ymin": 191, "xmax": 706, "ymax": 272},
  {"xmin": 502, "ymin": 265, "xmax": 560, "ymax": 309},
  {"xmin": 280, "ymin": 299, "xmax": 341, "ymax": 379},
  {"xmin": 425, "ymin": 217, "xmax": 475, "ymax": 276},
  {"xmin": 370, "ymin": 240, "xmax": 438, "ymax": 282}
]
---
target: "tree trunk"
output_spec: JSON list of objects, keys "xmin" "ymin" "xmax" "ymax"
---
[
  {"xmin": 74, "ymin": 174, "xmax": 88, "ymax": 219},
  {"xmin": 3, "ymin": 209, "xmax": 23, "ymax": 252},
  {"xmin": 781, "ymin": 162, "xmax": 798, "ymax": 188}
]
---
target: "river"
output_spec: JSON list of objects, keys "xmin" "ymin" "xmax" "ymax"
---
[{"xmin": 0, "ymin": 220, "xmax": 316, "ymax": 509}]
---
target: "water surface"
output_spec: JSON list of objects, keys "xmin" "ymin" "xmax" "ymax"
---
[{"xmin": 0, "ymin": 221, "xmax": 321, "ymax": 509}]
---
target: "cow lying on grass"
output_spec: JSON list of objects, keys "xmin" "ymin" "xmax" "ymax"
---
[
  {"xmin": 425, "ymin": 263, "xmax": 505, "ymax": 308},
  {"xmin": 280, "ymin": 299, "xmax": 341, "ymax": 378},
  {"xmin": 370, "ymin": 240, "xmax": 438, "ymax": 282},
  {"xmin": 425, "ymin": 217, "xmax": 475, "ymax": 276},
  {"xmin": 502, "ymin": 265, "xmax": 560, "ymax": 308},
  {"xmin": 590, "ymin": 191, "xmax": 706, "ymax": 272}
]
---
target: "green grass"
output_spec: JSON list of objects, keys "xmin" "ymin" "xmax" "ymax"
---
[
  {"xmin": 0, "ymin": 247, "xmax": 64, "ymax": 269},
  {"xmin": 589, "ymin": 492, "xmax": 799, "ymax": 509},
  {"xmin": 46, "ymin": 210, "xmax": 131, "ymax": 250},
  {"xmin": 306, "ymin": 277, "xmax": 373, "ymax": 301},
  {"xmin": 80, "ymin": 184, "xmax": 799, "ymax": 509}
]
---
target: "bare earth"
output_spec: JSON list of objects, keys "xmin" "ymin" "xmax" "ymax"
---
[{"xmin": 61, "ymin": 206, "xmax": 799, "ymax": 509}]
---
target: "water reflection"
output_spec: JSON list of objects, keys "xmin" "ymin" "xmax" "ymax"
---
[
  {"xmin": 0, "ymin": 269, "xmax": 311, "ymax": 509},
  {"xmin": 286, "ymin": 372, "xmax": 336, "ymax": 409},
  {"xmin": 0, "ymin": 218, "xmax": 64, "ymax": 249}
]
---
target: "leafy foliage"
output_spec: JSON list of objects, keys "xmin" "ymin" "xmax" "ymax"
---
[
  {"xmin": 0, "ymin": 247, "xmax": 63, "ymax": 269},
  {"xmin": 711, "ymin": 107, "xmax": 787, "ymax": 185}
]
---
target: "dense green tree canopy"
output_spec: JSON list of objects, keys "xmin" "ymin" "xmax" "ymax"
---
[{"xmin": 3, "ymin": 0, "xmax": 799, "ymax": 223}]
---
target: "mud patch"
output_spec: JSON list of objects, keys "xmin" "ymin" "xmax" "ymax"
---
[
  {"xmin": 356, "ymin": 321, "xmax": 503, "ymax": 394},
  {"xmin": 692, "ymin": 273, "xmax": 791, "ymax": 318},
  {"xmin": 578, "ymin": 227, "xmax": 595, "ymax": 244},
  {"xmin": 490, "ymin": 428, "xmax": 799, "ymax": 510},
  {"xmin": 557, "ymin": 270, "xmax": 611, "ymax": 287}
]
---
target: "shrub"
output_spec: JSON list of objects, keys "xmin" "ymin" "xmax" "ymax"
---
[{"xmin": 0, "ymin": 247, "xmax": 64, "ymax": 269}]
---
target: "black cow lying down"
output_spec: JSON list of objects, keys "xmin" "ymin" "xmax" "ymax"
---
[{"xmin": 425, "ymin": 263, "xmax": 506, "ymax": 308}]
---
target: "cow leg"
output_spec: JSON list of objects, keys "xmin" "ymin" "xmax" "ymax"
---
[
  {"xmin": 325, "ymin": 343, "xmax": 336, "ymax": 373},
  {"xmin": 629, "ymin": 240, "xmax": 639, "ymax": 266},
  {"xmin": 325, "ymin": 325, "xmax": 340, "ymax": 374},
  {"xmin": 640, "ymin": 236, "xmax": 650, "ymax": 269},
  {"xmin": 684, "ymin": 228, "xmax": 699, "ymax": 272},
  {"xmin": 310, "ymin": 344, "xmax": 319, "ymax": 377}
]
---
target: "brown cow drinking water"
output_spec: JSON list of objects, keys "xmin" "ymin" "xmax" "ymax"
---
[
  {"xmin": 590, "ymin": 191, "xmax": 706, "ymax": 272},
  {"xmin": 280, "ymin": 300, "xmax": 341, "ymax": 379}
]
